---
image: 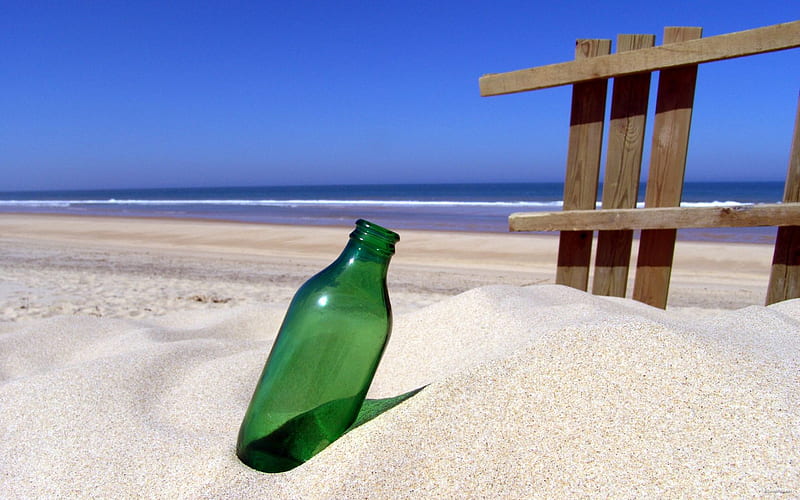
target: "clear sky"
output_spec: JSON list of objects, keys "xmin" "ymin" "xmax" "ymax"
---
[{"xmin": 2, "ymin": 1, "xmax": 798, "ymax": 191}]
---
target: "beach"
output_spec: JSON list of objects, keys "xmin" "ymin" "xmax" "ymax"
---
[
  {"xmin": 0, "ymin": 213, "xmax": 778, "ymax": 320},
  {"xmin": 1, "ymin": 213, "xmax": 798, "ymax": 497}
]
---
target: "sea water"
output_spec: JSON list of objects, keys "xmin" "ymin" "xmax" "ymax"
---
[{"xmin": 0, "ymin": 182, "xmax": 785, "ymax": 243}]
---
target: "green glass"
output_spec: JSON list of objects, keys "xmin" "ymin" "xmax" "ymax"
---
[{"xmin": 237, "ymin": 219, "xmax": 400, "ymax": 473}]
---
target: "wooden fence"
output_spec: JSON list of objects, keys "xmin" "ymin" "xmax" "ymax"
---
[{"xmin": 479, "ymin": 21, "xmax": 800, "ymax": 308}]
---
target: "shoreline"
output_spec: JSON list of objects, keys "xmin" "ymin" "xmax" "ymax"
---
[
  {"xmin": 0, "ymin": 213, "xmax": 779, "ymax": 320},
  {"xmin": 0, "ymin": 209, "xmax": 780, "ymax": 244},
  {"xmin": 0, "ymin": 180, "xmax": 784, "ymax": 243}
]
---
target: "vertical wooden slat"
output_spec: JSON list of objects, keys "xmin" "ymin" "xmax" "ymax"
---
[
  {"xmin": 556, "ymin": 38, "xmax": 612, "ymax": 290},
  {"xmin": 767, "ymin": 92, "xmax": 800, "ymax": 305},
  {"xmin": 633, "ymin": 27, "xmax": 703, "ymax": 308},
  {"xmin": 592, "ymin": 34, "xmax": 655, "ymax": 297}
]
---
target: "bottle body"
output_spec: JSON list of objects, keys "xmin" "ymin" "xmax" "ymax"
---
[{"xmin": 237, "ymin": 220, "xmax": 398, "ymax": 473}]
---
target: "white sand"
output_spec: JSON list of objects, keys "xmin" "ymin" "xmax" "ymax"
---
[
  {"xmin": 1, "ymin": 286, "xmax": 798, "ymax": 498},
  {"xmin": 1, "ymin": 215, "xmax": 798, "ymax": 497},
  {"xmin": 0, "ymin": 213, "xmax": 778, "ymax": 319}
]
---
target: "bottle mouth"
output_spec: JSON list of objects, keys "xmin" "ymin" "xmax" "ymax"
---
[{"xmin": 350, "ymin": 219, "xmax": 399, "ymax": 256}]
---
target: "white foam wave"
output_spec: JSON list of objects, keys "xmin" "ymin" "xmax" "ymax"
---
[
  {"xmin": 628, "ymin": 201, "xmax": 756, "ymax": 209},
  {"xmin": 0, "ymin": 200, "xmax": 73, "ymax": 207},
  {"xmin": 0, "ymin": 199, "xmax": 766, "ymax": 210},
  {"xmin": 678, "ymin": 201, "xmax": 755, "ymax": 208},
  {"xmin": 0, "ymin": 199, "xmax": 566, "ymax": 208}
]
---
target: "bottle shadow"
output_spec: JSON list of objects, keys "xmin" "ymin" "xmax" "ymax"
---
[
  {"xmin": 347, "ymin": 386, "xmax": 427, "ymax": 432},
  {"xmin": 238, "ymin": 386, "xmax": 427, "ymax": 473}
]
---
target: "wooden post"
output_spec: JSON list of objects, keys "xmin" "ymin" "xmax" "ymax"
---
[
  {"xmin": 556, "ymin": 38, "xmax": 611, "ymax": 290},
  {"xmin": 632, "ymin": 27, "xmax": 703, "ymax": 308},
  {"xmin": 592, "ymin": 34, "xmax": 655, "ymax": 297},
  {"xmin": 767, "ymin": 92, "xmax": 800, "ymax": 305}
]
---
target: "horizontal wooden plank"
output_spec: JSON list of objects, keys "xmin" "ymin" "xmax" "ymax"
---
[
  {"xmin": 480, "ymin": 21, "xmax": 800, "ymax": 96},
  {"xmin": 509, "ymin": 203, "xmax": 800, "ymax": 231}
]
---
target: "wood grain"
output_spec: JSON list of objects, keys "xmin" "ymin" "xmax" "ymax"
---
[
  {"xmin": 510, "ymin": 203, "xmax": 800, "ymax": 231},
  {"xmin": 593, "ymin": 34, "xmax": 655, "ymax": 297},
  {"xmin": 633, "ymin": 27, "xmax": 702, "ymax": 309},
  {"xmin": 767, "ymin": 93, "xmax": 800, "ymax": 305},
  {"xmin": 480, "ymin": 21, "xmax": 799, "ymax": 96},
  {"xmin": 555, "ymin": 39, "xmax": 611, "ymax": 291}
]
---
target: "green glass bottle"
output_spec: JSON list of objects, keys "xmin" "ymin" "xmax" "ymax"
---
[{"xmin": 236, "ymin": 219, "xmax": 400, "ymax": 473}]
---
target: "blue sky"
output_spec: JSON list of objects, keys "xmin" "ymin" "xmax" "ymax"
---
[{"xmin": 2, "ymin": 1, "xmax": 798, "ymax": 191}]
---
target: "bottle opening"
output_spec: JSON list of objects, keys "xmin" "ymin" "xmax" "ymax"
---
[{"xmin": 350, "ymin": 219, "xmax": 399, "ymax": 256}]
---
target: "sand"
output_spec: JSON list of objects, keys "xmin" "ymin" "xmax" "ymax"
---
[{"xmin": 1, "ymin": 214, "xmax": 798, "ymax": 497}]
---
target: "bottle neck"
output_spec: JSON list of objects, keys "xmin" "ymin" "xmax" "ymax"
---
[
  {"xmin": 347, "ymin": 220, "xmax": 399, "ymax": 259},
  {"xmin": 328, "ymin": 220, "xmax": 398, "ymax": 279},
  {"xmin": 339, "ymin": 239, "xmax": 393, "ymax": 273}
]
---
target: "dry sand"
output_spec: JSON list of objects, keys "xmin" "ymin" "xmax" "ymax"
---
[
  {"xmin": 0, "ymin": 213, "xmax": 777, "ymax": 320},
  {"xmin": 1, "ymin": 214, "xmax": 798, "ymax": 497}
]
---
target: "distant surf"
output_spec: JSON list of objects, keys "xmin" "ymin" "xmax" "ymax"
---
[{"xmin": 0, "ymin": 182, "xmax": 784, "ymax": 243}]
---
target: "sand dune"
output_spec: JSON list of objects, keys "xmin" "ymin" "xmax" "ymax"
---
[
  {"xmin": 1, "ymin": 215, "xmax": 797, "ymax": 497},
  {"xmin": 1, "ymin": 285, "xmax": 798, "ymax": 497}
]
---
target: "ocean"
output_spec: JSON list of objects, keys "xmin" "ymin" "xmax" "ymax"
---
[{"xmin": 0, "ymin": 182, "xmax": 786, "ymax": 243}]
